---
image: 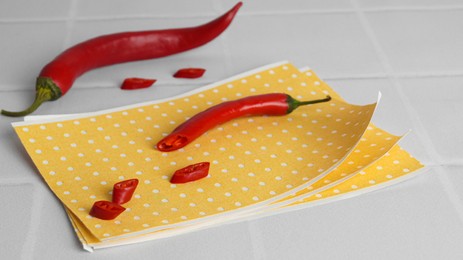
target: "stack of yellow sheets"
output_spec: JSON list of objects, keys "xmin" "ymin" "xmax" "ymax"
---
[{"xmin": 12, "ymin": 61, "xmax": 424, "ymax": 252}]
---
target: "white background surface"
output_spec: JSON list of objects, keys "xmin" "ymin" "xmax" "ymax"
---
[{"xmin": 1, "ymin": 0, "xmax": 463, "ymax": 259}]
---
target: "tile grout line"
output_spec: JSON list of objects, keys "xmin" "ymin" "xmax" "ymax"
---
[
  {"xmin": 0, "ymin": 177, "xmax": 34, "ymax": 185},
  {"xmin": 3, "ymin": 70, "xmax": 463, "ymax": 93},
  {"xmin": 350, "ymin": 0, "xmax": 463, "ymax": 224},
  {"xmin": 246, "ymin": 221, "xmax": 267, "ymax": 260},
  {"xmin": 19, "ymin": 2, "xmax": 77, "ymax": 258},
  {"xmin": 212, "ymin": 0, "xmax": 235, "ymax": 78},
  {"xmin": 1, "ymin": 4, "xmax": 463, "ymax": 24},
  {"xmin": 0, "ymin": 9, "xmax": 355, "ymax": 24},
  {"xmin": 20, "ymin": 183, "xmax": 45, "ymax": 260},
  {"xmin": 362, "ymin": 5, "xmax": 463, "ymax": 13},
  {"xmin": 62, "ymin": 0, "xmax": 79, "ymax": 49}
]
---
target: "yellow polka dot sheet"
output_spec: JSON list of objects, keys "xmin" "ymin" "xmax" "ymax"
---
[{"xmin": 12, "ymin": 61, "xmax": 424, "ymax": 251}]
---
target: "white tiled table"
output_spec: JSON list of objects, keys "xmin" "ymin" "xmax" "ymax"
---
[{"xmin": 1, "ymin": 0, "xmax": 463, "ymax": 259}]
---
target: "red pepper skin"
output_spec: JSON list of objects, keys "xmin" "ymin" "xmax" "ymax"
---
[
  {"xmin": 112, "ymin": 179, "xmax": 139, "ymax": 205},
  {"xmin": 89, "ymin": 200, "xmax": 126, "ymax": 220},
  {"xmin": 157, "ymin": 94, "xmax": 331, "ymax": 152},
  {"xmin": 173, "ymin": 68, "xmax": 206, "ymax": 79},
  {"xmin": 1, "ymin": 2, "xmax": 242, "ymax": 117},
  {"xmin": 171, "ymin": 162, "xmax": 210, "ymax": 184},
  {"xmin": 121, "ymin": 77, "xmax": 156, "ymax": 90}
]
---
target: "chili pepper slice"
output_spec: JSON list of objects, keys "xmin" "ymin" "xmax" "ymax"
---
[
  {"xmin": 112, "ymin": 178, "xmax": 139, "ymax": 204},
  {"xmin": 171, "ymin": 162, "xmax": 210, "ymax": 184},
  {"xmin": 89, "ymin": 200, "xmax": 126, "ymax": 220},
  {"xmin": 121, "ymin": 77, "xmax": 156, "ymax": 90},
  {"xmin": 0, "ymin": 2, "xmax": 242, "ymax": 117},
  {"xmin": 173, "ymin": 68, "xmax": 206, "ymax": 79},
  {"xmin": 157, "ymin": 93, "xmax": 331, "ymax": 152}
]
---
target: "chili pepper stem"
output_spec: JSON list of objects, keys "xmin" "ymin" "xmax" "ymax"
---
[
  {"xmin": 1, "ymin": 77, "xmax": 62, "ymax": 117},
  {"xmin": 287, "ymin": 95, "xmax": 331, "ymax": 113}
]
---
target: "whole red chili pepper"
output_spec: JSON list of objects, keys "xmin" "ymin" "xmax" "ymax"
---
[
  {"xmin": 157, "ymin": 93, "xmax": 331, "ymax": 152},
  {"xmin": 112, "ymin": 179, "xmax": 139, "ymax": 205},
  {"xmin": 120, "ymin": 77, "xmax": 156, "ymax": 90},
  {"xmin": 173, "ymin": 68, "xmax": 206, "ymax": 79},
  {"xmin": 171, "ymin": 162, "xmax": 210, "ymax": 184},
  {"xmin": 89, "ymin": 200, "xmax": 126, "ymax": 220},
  {"xmin": 1, "ymin": 2, "xmax": 242, "ymax": 117}
]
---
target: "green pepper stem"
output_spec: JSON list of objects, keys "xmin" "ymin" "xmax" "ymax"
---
[
  {"xmin": 1, "ymin": 77, "xmax": 62, "ymax": 117},
  {"xmin": 287, "ymin": 95, "xmax": 331, "ymax": 113},
  {"xmin": 1, "ymin": 87, "xmax": 52, "ymax": 117}
]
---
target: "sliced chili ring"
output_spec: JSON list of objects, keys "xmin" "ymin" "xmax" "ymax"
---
[
  {"xmin": 89, "ymin": 200, "xmax": 126, "ymax": 220},
  {"xmin": 173, "ymin": 68, "xmax": 206, "ymax": 79},
  {"xmin": 112, "ymin": 178, "xmax": 139, "ymax": 205},
  {"xmin": 121, "ymin": 77, "xmax": 156, "ymax": 90},
  {"xmin": 171, "ymin": 162, "xmax": 210, "ymax": 184}
]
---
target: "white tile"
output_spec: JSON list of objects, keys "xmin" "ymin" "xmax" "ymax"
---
[
  {"xmin": 75, "ymin": 0, "xmax": 217, "ymax": 18},
  {"xmin": 0, "ymin": 22, "xmax": 68, "ymax": 92},
  {"xmin": 225, "ymin": 12, "xmax": 384, "ymax": 78},
  {"xmin": 135, "ymin": 223, "xmax": 255, "ymax": 260},
  {"xmin": 253, "ymin": 169, "xmax": 463, "ymax": 259},
  {"xmin": 76, "ymin": 0, "xmax": 352, "ymax": 19},
  {"xmin": 399, "ymin": 76, "xmax": 463, "ymax": 164},
  {"xmin": 31, "ymin": 189, "xmax": 95, "ymax": 257},
  {"xmin": 223, "ymin": 0, "xmax": 353, "ymax": 12},
  {"xmin": 365, "ymin": 9, "xmax": 463, "ymax": 74},
  {"xmin": 0, "ymin": 184, "xmax": 34, "ymax": 259},
  {"xmin": 36, "ymin": 212, "xmax": 255, "ymax": 259},
  {"xmin": 442, "ymin": 166, "xmax": 463, "ymax": 204},
  {"xmin": 0, "ymin": 134, "xmax": 42, "ymax": 180},
  {"xmin": 357, "ymin": 0, "xmax": 463, "ymax": 8},
  {"xmin": 0, "ymin": 0, "xmax": 71, "ymax": 20}
]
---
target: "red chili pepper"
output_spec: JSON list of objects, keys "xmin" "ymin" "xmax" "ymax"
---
[
  {"xmin": 1, "ymin": 2, "xmax": 243, "ymax": 117},
  {"xmin": 173, "ymin": 68, "xmax": 206, "ymax": 79},
  {"xmin": 171, "ymin": 162, "xmax": 210, "ymax": 184},
  {"xmin": 120, "ymin": 77, "xmax": 156, "ymax": 90},
  {"xmin": 112, "ymin": 179, "xmax": 139, "ymax": 205},
  {"xmin": 89, "ymin": 200, "xmax": 126, "ymax": 220},
  {"xmin": 157, "ymin": 93, "xmax": 331, "ymax": 152}
]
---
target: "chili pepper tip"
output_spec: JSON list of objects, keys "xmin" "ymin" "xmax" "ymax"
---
[{"xmin": 157, "ymin": 134, "xmax": 189, "ymax": 152}]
